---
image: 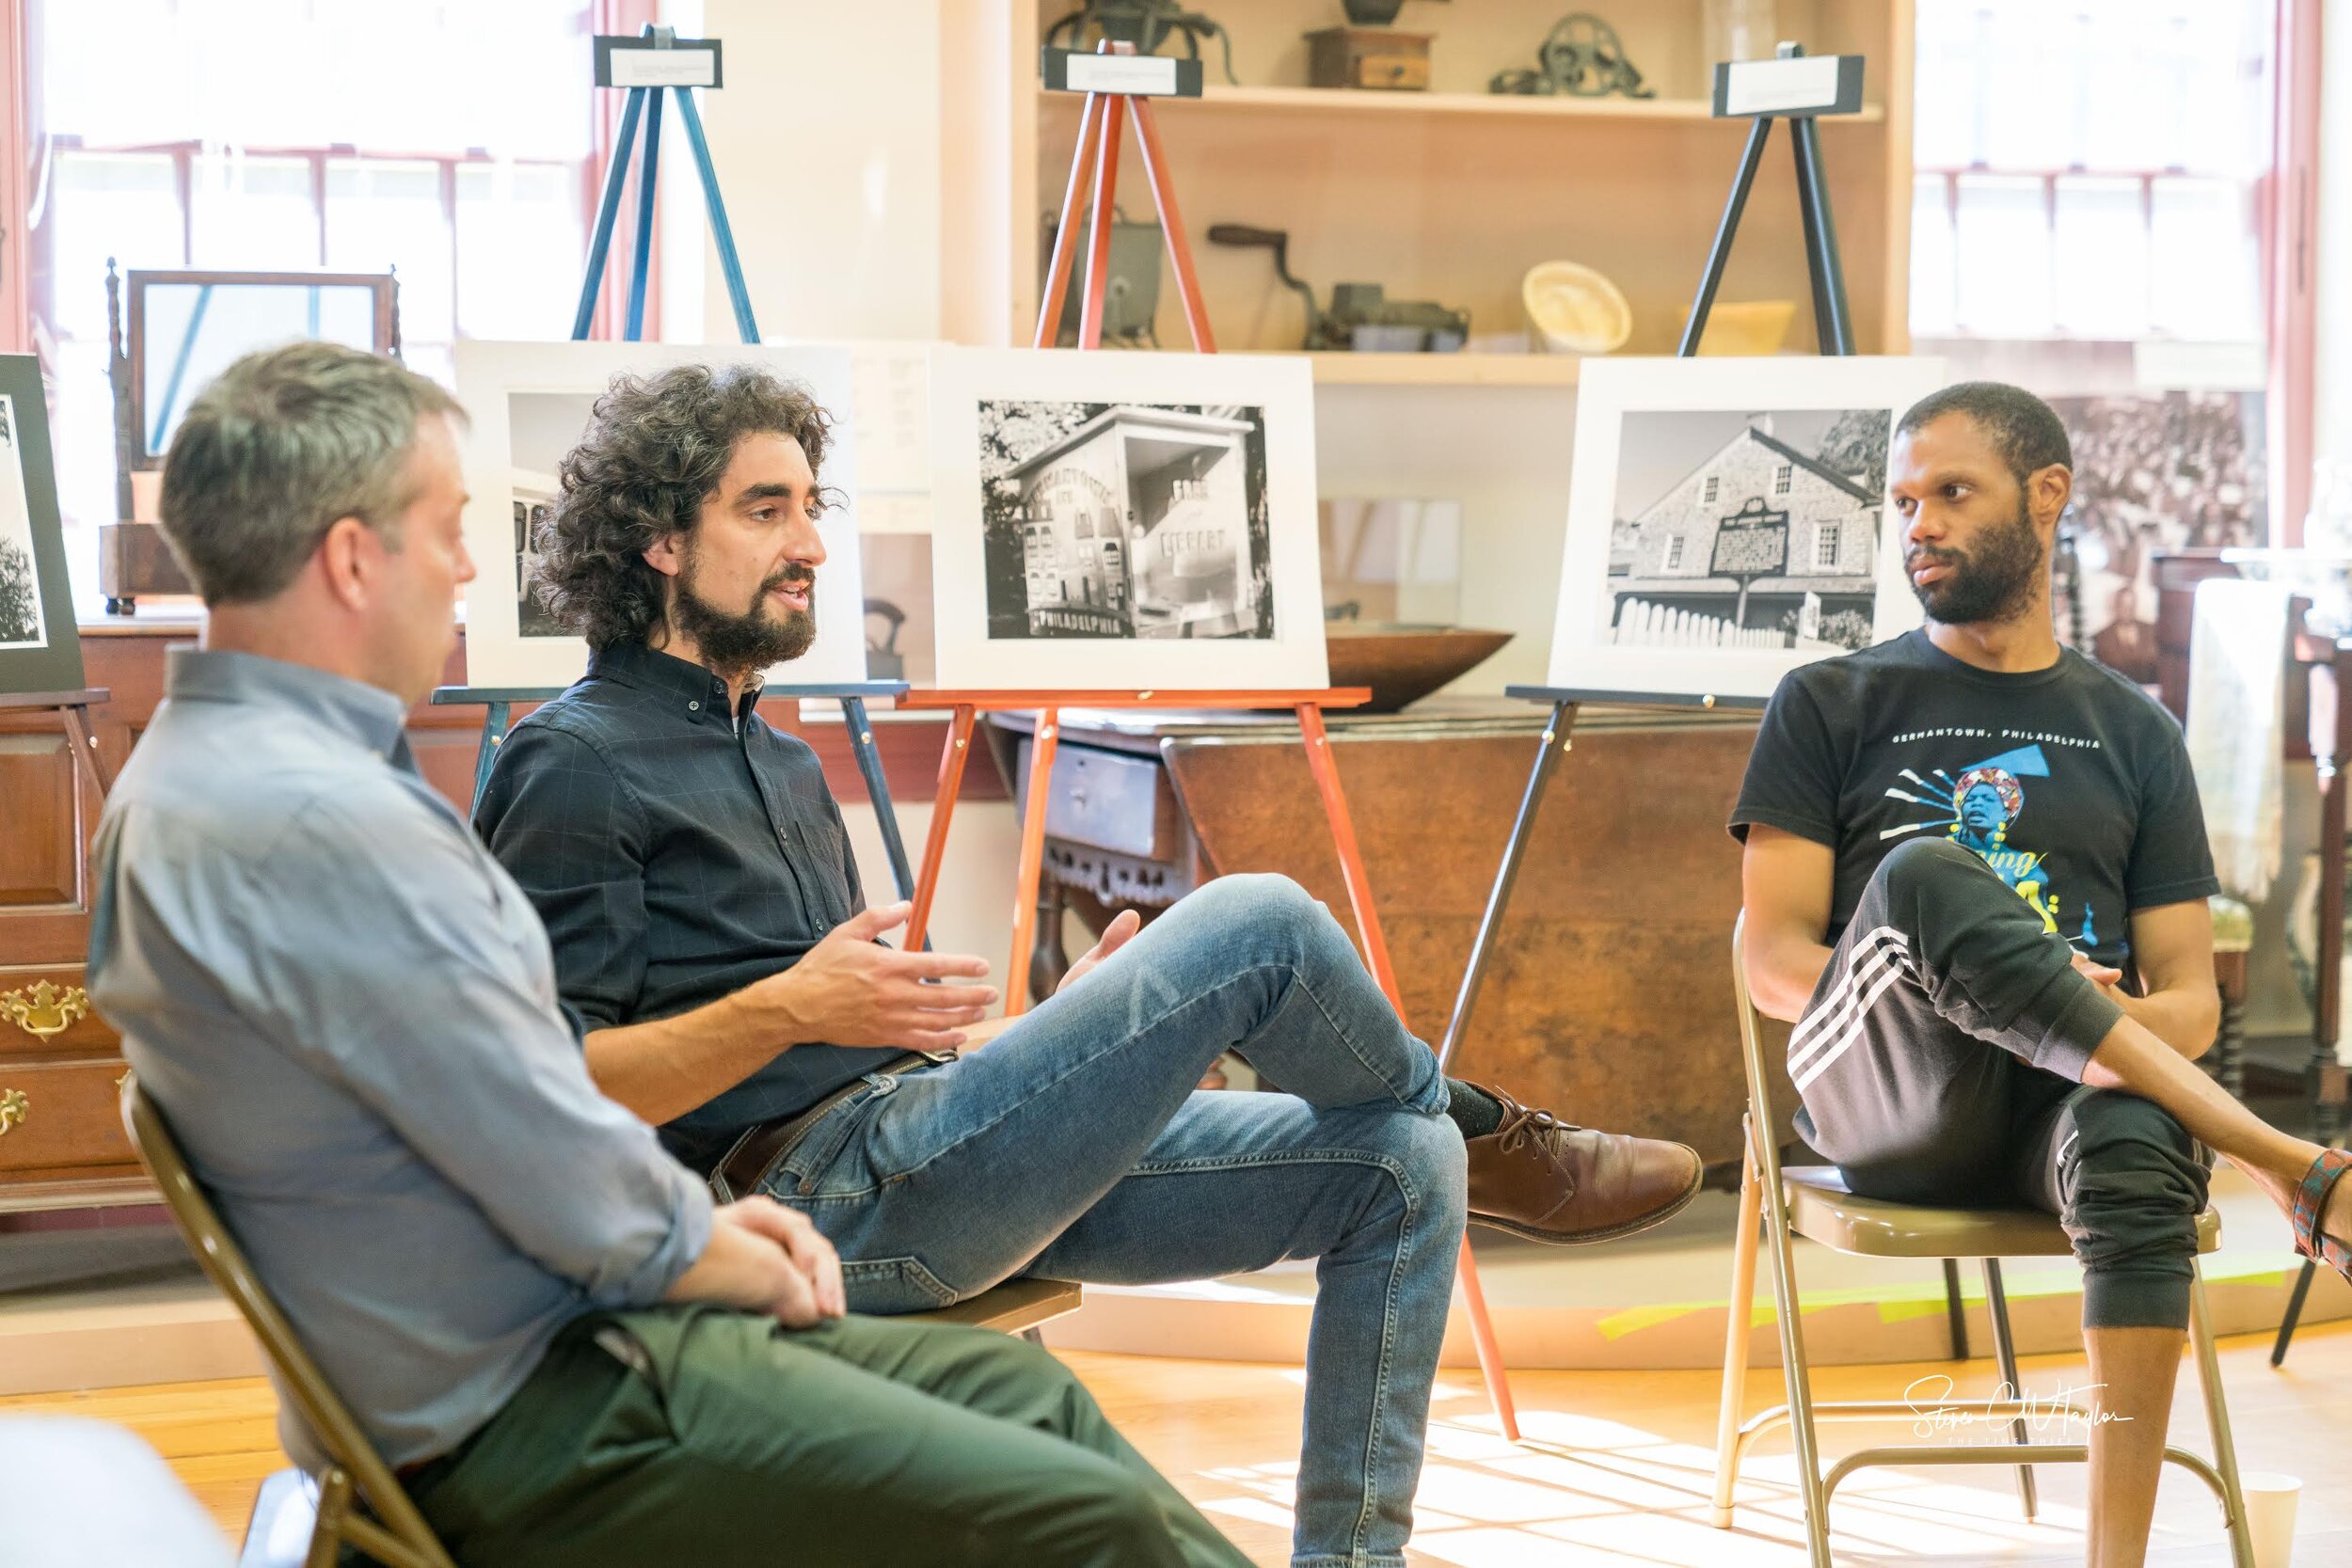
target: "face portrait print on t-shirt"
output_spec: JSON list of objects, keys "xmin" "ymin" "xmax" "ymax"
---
[{"xmin": 1876, "ymin": 736, "xmax": 2099, "ymax": 952}]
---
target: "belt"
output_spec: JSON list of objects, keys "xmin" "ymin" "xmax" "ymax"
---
[{"xmin": 707, "ymin": 1051, "xmax": 947, "ymax": 1203}]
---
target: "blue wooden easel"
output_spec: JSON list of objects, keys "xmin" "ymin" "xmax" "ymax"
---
[{"xmin": 432, "ymin": 24, "xmax": 922, "ymax": 903}]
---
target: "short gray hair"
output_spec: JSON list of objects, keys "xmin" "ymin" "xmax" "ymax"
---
[{"xmin": 158, "ymin": 341, "xmax": 466, "ymax": 605}]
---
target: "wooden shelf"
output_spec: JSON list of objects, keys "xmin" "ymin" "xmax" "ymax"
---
[
  {"xmin": 1306, "ymin": 353, "xmax": 1583, "ymax": 387},
  {"xmin": 1040, "ymin": 83, "xmax": 1886, "ymax": 127}
]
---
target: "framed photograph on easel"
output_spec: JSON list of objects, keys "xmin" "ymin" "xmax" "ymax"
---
[
  {"xmin": 927, "ymin": 346, "xmax": 1327, "ymax": 691},
  {"xmin": 1543, "ymin": 355, "xmax": 1947, "ymax": 705},
  {"xmin": 0, "ymin": 355, "xmax": 85, "ymax": 695}
]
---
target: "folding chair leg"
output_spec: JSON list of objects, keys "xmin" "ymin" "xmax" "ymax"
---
[
  {"xmin": 2271, "ymin": 1257, "xmax": 2316, "ymax": 1367},
  {"xmin": 2190, "ymin": 1267, "xmax": 2256, "ymax": 1568},
  {"xmin": 305, "ymin": 1466, "xmax": 354, "ymax": 1568},
  {"xmin": 1982, "ymin": 1259, "xmax": 2039, "ymax": 1521},
  {"xmin": 1758, "ymin": 1138, "xmax": 1834, "ymax": 1567},
  {"xmin": 1943, "ymin": 1257, "xmax": 1970, "ymax": 1359},
  {"xmin": 1711, "ymin": 1133, "xmax": 1766, "ymax": 1528}
]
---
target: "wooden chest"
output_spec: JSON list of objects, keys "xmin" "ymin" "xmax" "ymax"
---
[{"xmin": 1304, "ymin": 26, "xmax": 1433, "ymax": 92}]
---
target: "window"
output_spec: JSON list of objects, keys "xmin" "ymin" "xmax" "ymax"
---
[
  {"xmin": 1772, "ymin": 464, "xmax": 1793, "ymax": 497},
  {"xmin": 1816, "ymin": 525, "xmax": 1840, "ymax": 569},
  {"xmin": 27, "ymin": 0, "xmax": 609, "ymax": 554},
  {"xmin": 1910, "ymin": 1, "xmax": 2273, "ymax": 343},
  {"xmin": 1702, "ymin": 475, "xmax": 1720, "ymax": 504},
  {"xmin": 1666, "ymin": 537, "xmax": 1685, "ymax": 571}
]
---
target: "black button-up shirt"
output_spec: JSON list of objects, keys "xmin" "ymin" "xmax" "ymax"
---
[{"xmin": 474, "ymin": 641, "xmax": 899, "ymax": 1171}]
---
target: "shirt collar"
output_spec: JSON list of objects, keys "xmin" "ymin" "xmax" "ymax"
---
[
  {"xmin": 586, "ymin": 641, "xmax": 764, "ymax": 726},
  {"xmin": 166, "ymin": 648, "xmax": 414, "ymax": 762}
]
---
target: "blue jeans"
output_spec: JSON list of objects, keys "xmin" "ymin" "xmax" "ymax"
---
[{"xmin": 756, "ymin": 874, "xmax": 1469, "ymax": 1568}]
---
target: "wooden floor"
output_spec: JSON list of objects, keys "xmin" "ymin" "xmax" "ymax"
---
[{"xmin": 6, "ymin": 1321, "xmax": 2345, "ymax": 1565}]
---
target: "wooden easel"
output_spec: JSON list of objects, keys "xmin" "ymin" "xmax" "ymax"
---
[
  {"xmin": 908, "ymin": 40, "xmax": 1520, "ymax": 1439},
  {"xmin": 3, "ymin": 689, "xmax": 114, "ymax": 800},
  {"xmin": 434, "ymin": 26, "xmax": 928, "ymax": 901}
]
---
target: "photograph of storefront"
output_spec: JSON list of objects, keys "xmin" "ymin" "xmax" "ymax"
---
[
  {"xmin": 982, "ymin": 401, "xmax": 1270, "ymax": 641},
  {"xmin": 1603, "ymin": 408, "xmax": 1887, "ymax": 655}
]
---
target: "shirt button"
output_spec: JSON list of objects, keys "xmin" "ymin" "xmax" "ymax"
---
[{"xmin": 689, "ymin": 701, "xmax": 701, "ymax": 711}]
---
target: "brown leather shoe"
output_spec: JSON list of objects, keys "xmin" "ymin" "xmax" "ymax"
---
[{"xmin": 1462, "ymin": 1083, "xmax": 1703, "ymax": 1244}]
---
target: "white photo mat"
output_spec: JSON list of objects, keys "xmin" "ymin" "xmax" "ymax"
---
[
  {"xmin": 1545, "ymin": 355, "xmax": 1948, "ymax": 703},
  {"xmin": 455, "ymin": 341, "xmax": 866, "ymax": 689},
  {"xmin": 928, "ymin": 347, "xmax": 1327, "ymax": 691}
]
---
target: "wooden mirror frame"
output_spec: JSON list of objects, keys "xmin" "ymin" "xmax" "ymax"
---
[{"xmin": 105, "ymin": 265, "xmax": 402, "ymax": 515}]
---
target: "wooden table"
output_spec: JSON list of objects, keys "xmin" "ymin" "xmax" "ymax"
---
[{"xmin": 983, "ymin": 701, "xmax": 1795, "ymax": 1167}]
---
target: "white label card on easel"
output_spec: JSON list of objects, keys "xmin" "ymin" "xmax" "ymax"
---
[
  {"xmin": 1062, "ymin": 54, "xmax": 1179, "ymax": 95},
  {"xmin": 609, "ymin": 47, "xmax": 719, "ymax": 87},
  {"xmin": 1716, "ymin": 55, "xmax": 1862, "ymax": 117}
]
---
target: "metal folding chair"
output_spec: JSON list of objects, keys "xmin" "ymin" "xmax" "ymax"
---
[
  {"xmin": 1710, "ymin": 918, "xmax": 2255, "ymax": 1567},
  {"xmin": 121, "ymin": 1073, "xmax": 457, "ymax": 1568}
]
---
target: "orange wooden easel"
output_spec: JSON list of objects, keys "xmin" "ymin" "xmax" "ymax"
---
[{"xmin": 903, "ymin": 40, "xmax": 1520, "ymax": 1439}]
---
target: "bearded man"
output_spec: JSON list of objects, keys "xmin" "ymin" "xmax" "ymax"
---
[
  {"xmin": 1734, "ymin": 380, "xmax": 2352, "ymax": 1568},
  {"xmin": 472, "ymin": 363, "xmax": 1704, "ymax": 1568}
]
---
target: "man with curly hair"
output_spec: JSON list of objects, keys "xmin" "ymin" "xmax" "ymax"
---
[{"xmin": 476, "ymin": 363, "xmax": 1704, "ymax": 1568}]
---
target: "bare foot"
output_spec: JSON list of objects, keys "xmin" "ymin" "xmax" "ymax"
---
[{"xmin": 2229, "ymin": 1145, "xmax": 2352, "ymax": 1258}]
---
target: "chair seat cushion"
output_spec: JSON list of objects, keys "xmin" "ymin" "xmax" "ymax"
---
[{"xmin": 1781, "ymin": 1165, "xmax": 2220, "ymax": 1259}]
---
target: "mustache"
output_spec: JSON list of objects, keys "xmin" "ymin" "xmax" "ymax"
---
[
  {"xmin": 761, "ymin": 564, "xmax": 818, "ymax": 594},
  {"xmin": 1905, "ymin": 546, "xmax": 1963, "ymax": 570}
]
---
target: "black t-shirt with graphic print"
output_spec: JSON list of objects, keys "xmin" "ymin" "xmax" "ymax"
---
[{"xmin": 1729, "ymin": 628, "xmax": 2219, "ymax": 974}]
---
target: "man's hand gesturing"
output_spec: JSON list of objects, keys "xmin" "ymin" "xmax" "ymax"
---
[{"xmin": 756, "ymin": 901, "xmax": 997, "ymax": 1053}]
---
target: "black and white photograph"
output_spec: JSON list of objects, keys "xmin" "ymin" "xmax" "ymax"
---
[
  {"xmin": 2047, "ymin": 390, "xmax": 2265, "ymax": 683},
  {"xmin": 0, "ymin": 395, "xmax": 44, "ymax": 652},
  {"xmin": 1602, "ymin": 406, "xmax": 1890, "ymax": 657},
  {"xmin": 454, "ymin": 341, "xmax": 865, "ymax": 689},
  {"xmin": 1545, "ymin": 356, "xmax": 1946, "ymax": 703},
  {"xmin": 928, "ymin": 347, "xmax": 1327, "ymax": 691},
  {"xmin": 860, "ymin": 532, "xmax": 935, "ymax": 688},
  {"xmin": 506, "ymin": 394, "xmax": 581, "ymax": 641},
  {"xmin": 977, "ymin": 399, "xmax": 1273, "ymax": 642},
  {"xmin": 0, "ymin": 355, "xmax": 84, "ymax": 696}
]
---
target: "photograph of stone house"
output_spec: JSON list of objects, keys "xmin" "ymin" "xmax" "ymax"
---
[
  {"xmin": 978, "ymin": 400, "xmax": 1272, "ymax": 641},
  {"xmin": 1603, "ymin": 407, "xmax": 1889, "ymax": 654}
]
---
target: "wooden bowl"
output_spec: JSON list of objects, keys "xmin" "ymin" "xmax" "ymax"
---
[{"xmin": 1325, "ymin": 625, "xmax": 1515, "ymax": 712}]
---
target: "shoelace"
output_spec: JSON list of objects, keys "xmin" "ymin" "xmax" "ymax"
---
[{"xmin": 1492, "ymin": 1095, "xmax": 1584, "ymax": 1164}]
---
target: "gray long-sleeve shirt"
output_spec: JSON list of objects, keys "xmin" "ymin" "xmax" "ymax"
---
[{"xmin": 87, "ymin": 649, "xmax": 712, "ymax": 1471}]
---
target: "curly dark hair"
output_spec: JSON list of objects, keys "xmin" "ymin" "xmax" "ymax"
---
[{"xmin": 531, "ymin": 363, "xmax": 834, "ymax": 650}]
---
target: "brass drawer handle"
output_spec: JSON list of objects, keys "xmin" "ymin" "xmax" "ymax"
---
[
  {"xmin": 0, "ymin": 1088, "xmax": 25, "ymax": 1136},
  {"xmin": 1, "ymin": 982, "xmax": 90, "ymax": 1041}
]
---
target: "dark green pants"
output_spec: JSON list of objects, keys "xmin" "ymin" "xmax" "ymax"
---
[{"xmin": 411, "ymin": 1306, "xmax": 1250, "ymax": 1568}]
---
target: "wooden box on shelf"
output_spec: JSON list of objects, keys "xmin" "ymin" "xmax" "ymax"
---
[{"xmin": 1305, "ymin": 26, "xmax": 1432, "ymax": 91}]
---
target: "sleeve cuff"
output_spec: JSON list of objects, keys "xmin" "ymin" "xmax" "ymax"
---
[
  {"xmin": 610, "ymin": 1161, "xmax": 716, "ymax": 1307},
  {"xmin": 1728, "ymin": 807, "xmax": 1839, "ymax": 847}
]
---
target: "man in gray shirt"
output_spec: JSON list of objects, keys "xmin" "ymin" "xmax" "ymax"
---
[{"xmin": 87, "ymin": 341, "xmax": 1245, "ymax": 1568}]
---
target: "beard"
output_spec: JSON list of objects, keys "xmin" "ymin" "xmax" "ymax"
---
[
  {"xmin": 1907, "ymin": 497, "xmax": 2044, "ymax": 626},
  {"xmin": 672, "ymin": 551, "xmax": 817, "ymax": 678}
]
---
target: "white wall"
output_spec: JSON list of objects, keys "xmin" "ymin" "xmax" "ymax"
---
[
  {"xmin": 690, "ymin": 1, "xmax": 942, "ymax": 342},
  {"xmin": 1317, "ymin": 385, "xmax": 1579, "ymax": 693}
]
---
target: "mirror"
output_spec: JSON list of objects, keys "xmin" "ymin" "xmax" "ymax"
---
[
  {"xmin": 138, "ymin": 282, "xmax": 384, "ymax": 454},
  {"xmin": 114, "ymin": 268, "xmax": 400, "ymax": 472}
]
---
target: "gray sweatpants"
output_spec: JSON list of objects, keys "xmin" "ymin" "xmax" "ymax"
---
[{"xmin": 1791, "ymin": 837, "xmax": 2212, "ymax": 1330}]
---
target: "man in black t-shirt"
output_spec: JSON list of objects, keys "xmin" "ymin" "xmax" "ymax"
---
[{"xmin": 1733, "ymin": 381, "xmax": 2350, "ymax": 1568}]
